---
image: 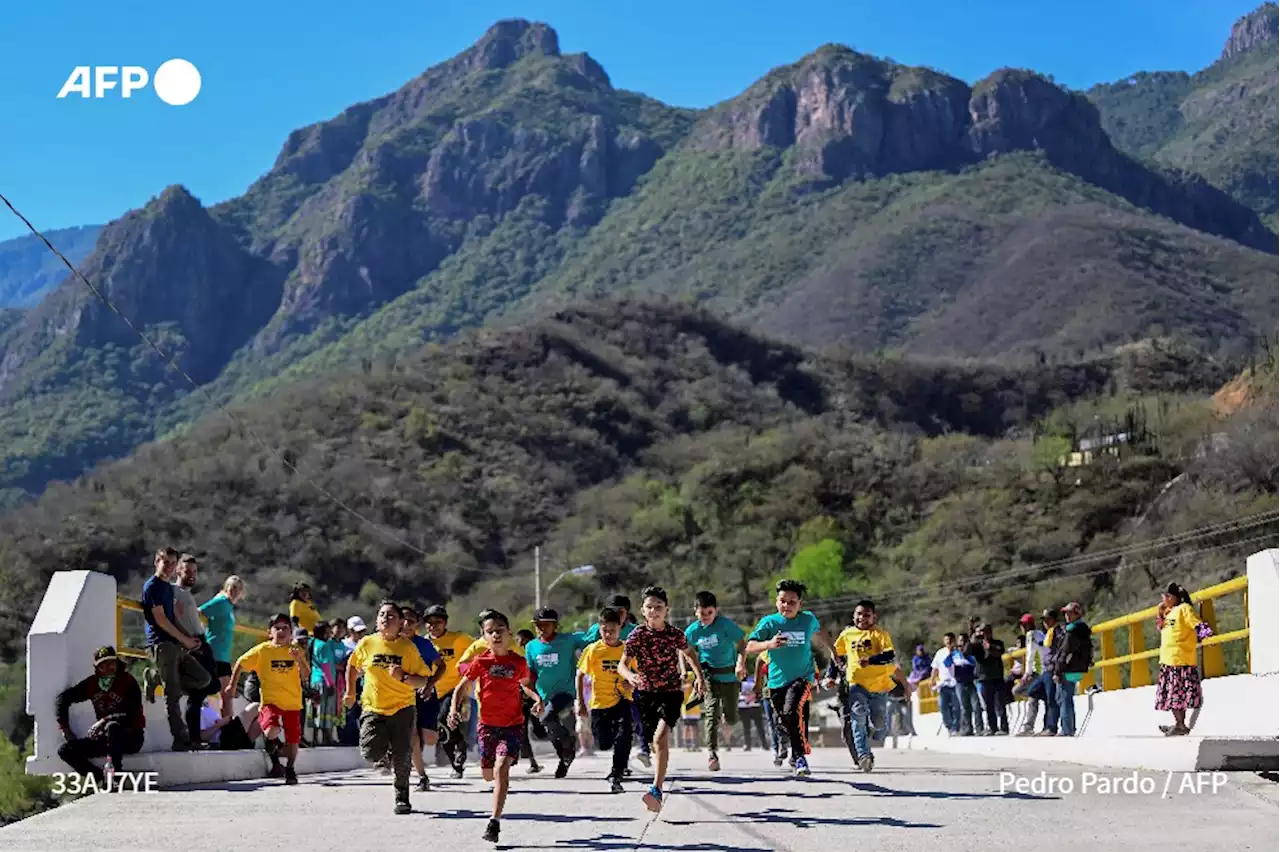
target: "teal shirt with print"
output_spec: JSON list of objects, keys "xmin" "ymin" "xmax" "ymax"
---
[
  {"xmin": 526, "ymin": 632, "xmax": 590, "ymax": 700},
  {"xmin": 748, "ymin": 611, "xmax": 821, "ymax": 689},
  {"xmin": 685, "ymin": 616, "xmax": 746, "ymax": 683}
]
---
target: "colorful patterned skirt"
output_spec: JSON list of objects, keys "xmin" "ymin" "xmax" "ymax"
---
[{"xmin": 1154, "ymin": 664, "xmax": 1203, "ymax": 711}]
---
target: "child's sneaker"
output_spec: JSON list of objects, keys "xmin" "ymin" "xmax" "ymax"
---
[
  {"xmin": 482, "ymin": 818, "xmax": 500, "ymax": 843},
  {"xmin": 642, "ymin": 785, "xmax": 664, "ymax": 813},
  {"xmin": 707, "ymin": 753, "xmax": 720, "ymax": 772},
  {"xmin": 858, "ymin": 753, "xmax": 874, "ymax": 773},
  {"xmin": 635, "ymin": 751, "xmax": 651, "ymax": 769},
  {"xmin": 525, "ymin": 761, "xmax": 542, "ymax": 775},
  {"xmin": 284, "ymin": 767, "xmax": 298, "ymax": 785},
  {"xmin": 415, "ymin": 776, "xmax": 430, "ymax": 792},
  {"xmin": 794, "ymin": 756, "xmax": 811, "ymax": 777},
  {"xmin": 608, "ymin": 775, "xmax": 624, "ymax": 794},
  {"xmin": 395, "ymin": 793, "xmax": 412, "ymax": 815}
]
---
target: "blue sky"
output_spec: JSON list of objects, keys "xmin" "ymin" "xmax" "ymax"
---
[{"xmin": 0, "ymin": 0, "xmax": 1261, "ymax": 241}]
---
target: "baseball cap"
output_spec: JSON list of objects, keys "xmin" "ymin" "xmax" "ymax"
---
[
  {"xmin": 292, "ymin": 628, "xmax": 309, "ymax": 643},
  {"xmin": 424, "ymin": 605, "xmax": 448, "ymax": 620},
  {"xmin": 93, "ymin": 646, "xmax": 118, "ymax": 664},
  {"xmin": 346, "ymin": 615, "xmax": 367, "ymax": 632},
  {"xmin": 533, "ymin": 607, "xmax": 560, "ymax": 623},
  {"xmin": 1019, "ymin": 613, "xmax": 1036, "ymax": 625},
  {"xmin": 1061, "ymin": 601, "xmax": 1083, "ymax": 614}
]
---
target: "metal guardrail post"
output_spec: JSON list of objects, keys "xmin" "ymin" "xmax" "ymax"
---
[
  {"xmin": 1199, "ymin": 597, "xmax": 1226, "ymax": 678},
  {"xmin": 1128, "ymin": 622, "xmax": 1151, "ymax": 687},
  {"xmin": 1099, "ymin": 630, "xmax": 1121, "ymax": 691}
]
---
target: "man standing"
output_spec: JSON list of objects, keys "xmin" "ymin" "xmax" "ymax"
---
[
  {"xmin": 825, "ymin": 600, "xmax": 895, "ymax": 772},
  {"xmin": 1014, "ymin": 614, "xmax": 1049, "ymax": 736},
  {"xmin": 55, "ymin": 646, "xmax": 145, "ymax": 786},
  {"xmin": 525, "ymin": 607, "xmax": 589, "ymax": 778},
  {"xmin": 968, "ymin": 623, "xmax": 1008, "ymax": 735},
  {"xmin": 929, "ymin": 633, "xmax": 962, "ymax": 735},
  {"xmin": 172, "ymin": 555, "xmax": 220, "ymax": 745},
  {"xmin": 1053, "ymin": 602, "xmax": 1092, "ymax": 737},
  {"xmin": 140, "ymin": 547, "xmax": 210, "ymax": 751},
  {"xmin": 745, "ymin": 579, "xmax": 834, "ymax": 777},
  {"xmin": 684, "ymin": 591, "xmax": 746, "ymax": 772}
]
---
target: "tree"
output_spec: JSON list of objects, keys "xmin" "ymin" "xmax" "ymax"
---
[{"xmin": 783, "ymin": 539, "xmax": 848, "ymax": 599}]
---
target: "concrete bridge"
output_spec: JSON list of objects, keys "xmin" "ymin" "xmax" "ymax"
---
[{"xmin": 7, "ymin": 551, "xmax": 1278, "ymax": 849}]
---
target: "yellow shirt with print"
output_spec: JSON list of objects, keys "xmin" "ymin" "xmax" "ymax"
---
[
  {"xmin": 236, "ymin": 641, "xmax": 304, "ymax": 711},
  {"xmin": 1159, "ymin": 603, "xmax": 1200, "ymax": 667},
  {"xmin": 289, "ymin": 599, "xmax": 321, "ymax": 632},
  {"xmin": 577, "ymin": 640, "xmax": 630, "ymax": 710},
  {"xmin": 350, "ymin": 634, "xmax": 434, "ymax": 716},
  {"xmin": 430, "ymin": 631, "xmax": 476, "ymax": 698},
  {"xmin": 835, "ymin": 625, "xmax": 896, "ymax": 693}
]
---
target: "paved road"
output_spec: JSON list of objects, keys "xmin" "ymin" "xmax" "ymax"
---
[{"xmin": 2, "ymin": 748, "xmax": 1275, "ymax": 852}]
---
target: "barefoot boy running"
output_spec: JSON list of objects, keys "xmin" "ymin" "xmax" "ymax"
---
[
  {"xmin": 618, "ymin": 586, "xmax": 704, "ymax": 813},
  {"xmin": 451, "ymin": 609, "xmax": 543, "ymax": 845}
]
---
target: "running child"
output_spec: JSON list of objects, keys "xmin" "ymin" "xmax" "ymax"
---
[
  {"xmin": 745, "ymin": 579, "xmax": 833, "ymax": 777},
  {"xmin": 422, "ymin": 604, "xmax": 474, "ymax": 778},
  {"xmin": 618, "ymin": 586, "xmax": 705, "ymax": 813},
  {"xmin": 400, "ymin": 605, "xmax": 443, "ymax": 791},
  {"xmin": 450, "ymin": 609, "xmax": 543, "ymax": 845},
  {"xmin": 581, "ymin": 594, "xmax": 649, "ymax": 770},
  {"xmin": 823, "ymin": 599, "xmax": 896, "ymax": 773},
  {"xmin": 515, "ymin": 629, "xmax": 543, "ymax": 774},
  {"xmin": 525, "ymin": 606, "xmax": 590, "ymax": 778},
  {"xmin": 684, "ymin": 591, "xmax": 746, "ymax": 771},
  {"xmin": 223, "ymin": 613, "xmax": 310, "ymax": 783},
  {"xmin": 344, "ymin": 601, "xmax": 436, "ymax": 814},
  {"xmin": 576, "ymin": 607, "xmax": 633, "ymax": 792}
]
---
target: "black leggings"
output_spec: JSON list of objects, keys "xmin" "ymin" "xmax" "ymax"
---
[
  {"xmin": 58, "ymin": 723, "xmax": 144, "ymax": 777},
  {"xmin": 768, "ymin": 679, "xmax": 811, "ymax": 758}
]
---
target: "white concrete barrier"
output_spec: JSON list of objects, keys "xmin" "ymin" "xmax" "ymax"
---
[{"xmin": 1247, "ymin": 549, "xmax": 1278, "ymax": 675}]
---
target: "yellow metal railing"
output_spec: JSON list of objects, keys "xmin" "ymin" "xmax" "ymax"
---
[
  {"xmin": 916, "ymin": 575, "xmax": 1250, "ymax": 714},
  {"xmin": 116, "ymin": 595, "xmax": 268, "ymax": 661}
]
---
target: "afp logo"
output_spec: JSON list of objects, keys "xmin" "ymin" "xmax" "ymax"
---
[{"xmin": 56, "ymin": 59, "xmax": 201, "ymax": 106}]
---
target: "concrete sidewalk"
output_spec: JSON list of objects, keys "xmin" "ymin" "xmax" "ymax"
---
[{"xmin": 2, "ymin": 748, "xmax": 1275, "ymax": 852}]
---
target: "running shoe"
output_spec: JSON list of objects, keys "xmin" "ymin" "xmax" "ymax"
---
[
  {"xmin": 773, "ymin": 753, "xmax": 784, "ymax": 767},
  {"xmin": 794, "ymin": 756, "xmax": 810, "ymax": 777},
  {"xmin": 636, "ymin": 751, "xmax": 652, "ymax": 769},
  {"xmin": 451, "ymin": 767, "xmax": 465, "ymax": 780},
  {"xmin": 483, "ymin": 819, "xmax": 500, "ymax": 843},
  {"xmin": 707, "ymin": 753, "xmax": 720, "ymax": 772},
  {"xmin": 642, "ymin": 785, "xmax": 664, "ymax": 813},
  {"xmin": 858, "ymin": 754, "xmax": 874, "ymax": 773},
  {"xmin": 284, "ymin": 767, "xmax": 298, "ymax": 785},
  {"xmin": 415, "ymin": 776, "xmax": 430, "ymax": 792},
  {"xmin": 609, "ymin": 776, "xmax": 625, "ymax": 794},
  {"xmin": 525, "ymin": 762, "xmax": 542, "ymax": 775},
  {"xmin": 554, "ymin": 758, "xmax": 570, "ymax": 779},
  {"xmin": 394, "ymin": 796, "xmax": 412, "ymax": 816}
]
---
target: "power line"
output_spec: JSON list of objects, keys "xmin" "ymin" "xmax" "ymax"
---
[{"xmin": 0, "ymin": 192, "xmax": 514, "ymax": 577}]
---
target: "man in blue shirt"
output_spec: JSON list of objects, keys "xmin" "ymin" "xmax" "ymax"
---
[
  {"xmin": 139, "ymin": 547, "xmax": 210, "ymax": 751},
  {"xmin": 746, "ymin": 579, "xmax": 834, "ymax": 777},
  {"xmin": 684, "ymin": 591, "xmax": 746, "ymax": 772},
  {"xmin": 526, "ymin": 607, "xmax": 590, "ymax": 778}
]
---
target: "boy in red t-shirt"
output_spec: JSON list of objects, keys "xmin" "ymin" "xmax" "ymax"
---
[{"xmin": 451, "ymin": 609, "xmax": 543, "ymax": 845}]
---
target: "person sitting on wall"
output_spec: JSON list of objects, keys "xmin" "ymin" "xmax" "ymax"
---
[{"xmin": 55, "ymin": 646, "xmax": 146, "ymax": 786}]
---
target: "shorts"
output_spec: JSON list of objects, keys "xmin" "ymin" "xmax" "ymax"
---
[
  {"xmin": 634, "ymin": 690, "xmax": 684, "ymax": 742},
  {"xmin": 214, "ymin": 660, "xmax": 233, "ymax": 678},
  {"xmin": 416, "ymin": 693, "xmax": 441, "ymax": 732},
  {"xmin": 477, "ymin": 723, "xmax": 522, "ymax": 769},
  {"xmin": 218, "ymin": 717, "xmax": 254, "ymax": 751},
  {"xmin": 258, "ymin": 704, "xmax": 302, "ymax": 745}
]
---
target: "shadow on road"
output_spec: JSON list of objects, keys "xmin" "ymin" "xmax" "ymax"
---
[
  {"xmin": 844, "ymin": 780, "xmax": 1059, "ymax": 801},
  {"xmin": 665, "ymin": 807, "xmax": 940, "ymax": 830},
  {"xmin": 504, "ymin": 833, "xmax": 773, "ymax": 852}
]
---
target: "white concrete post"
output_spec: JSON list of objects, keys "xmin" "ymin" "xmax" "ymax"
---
[
  {"xmin": 26, "ymin": 570, "xmax": 118, "ymax": 773},
  {"xmin": 1246, "ymin": 549, "xmax": 1279, "ymax": 675}
]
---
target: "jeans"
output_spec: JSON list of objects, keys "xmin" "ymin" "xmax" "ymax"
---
[
  {"xmin": 739, "ymin": 705, "xmax": 767, "ymax": 749},
  {"xmin": 979, "ymin": 681, "xmax": 1009, "ymax": 733},
  {"xmin": 937, "ymin": 684, "xmax": 961, "ymax": 732},
  {"xmin": 848, "ymin": 685, "xmax": 889, "ymax": 759},
  {"xmin": 888, "ymin": 696, "xmax": 915, "ymax": 737},
  {"xmin": 360, "ymin": 706, "xmax": 414, "ymax": 798},
  {"xmin": 590, "ymin": 699, "xmax": 633, "ymax": 779},
  {"xmin": 57, "ymin": 723, "xmax": 144, "ymax": 777},
  {"xmin": 957, "ymin": 682, "xmax": 982, "ymax": 735},
  {"xmin": 1056, "ymin": 678, "xmax": 1078, "ymax": 735},
  {"xmin": 148, "ymin": 641, "xmax": 211, "ymax": 748},
  {"xmin": 762, "ymin": 697, "xmax": 781, "ymax": 755},
  {"xmin": 185, "ymin": 641, "xmax": 221, "ymax": 745},
  {"xmin": 540, "ymin": 692, "xmax": 578, "ymax": 762},
  {"xmin": 702, "ymin": 679, "xmax": 741, "ymax": 753},
  {"xmin": 769, "ymin": 679, "xmax": 811, "ymax": 759},
  {"xmin": 1039, "ymin": 672, "xmax": 1059, "ymax": 733}
]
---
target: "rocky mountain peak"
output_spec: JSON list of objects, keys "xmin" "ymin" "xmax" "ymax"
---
[
  {"xmin": 1221, "ymin": 2, "xmax": 1278, "ymax": 61},
  {"xmin": 966, "ymin": 69, "xmax": 1107, "ymax": 158},
  {"xmin": 468, "ymin": 20, "xmax": 561, "ymax": 72}
]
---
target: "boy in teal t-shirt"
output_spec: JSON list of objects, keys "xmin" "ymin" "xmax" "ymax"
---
[
  {"xmin": 525, "ymin": 607, "xmax": 590, "ymax": 778},
  {"xmin": 746, "ymin": 579, "xmax": 833, "ymax": 777},
  {"xmin": 684, "ymin": 591, "xmax": 746, "ymax": 771}
]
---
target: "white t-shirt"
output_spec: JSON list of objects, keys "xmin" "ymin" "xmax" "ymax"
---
[
  {"xmin": 932, "ymin": 647, "xmax": 957, "ymax": 687},
  {"xmin": 200, "ymin": 704, "xmax": 222, "ymax": 745}
]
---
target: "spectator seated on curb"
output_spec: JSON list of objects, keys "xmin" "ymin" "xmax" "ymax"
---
[
  {"xmin": 55, "ymin": 646, "xmax": 145, "ymax": 785},
  {"xmin": 199, "ymin": 699, "xmax": 262, "ymax": 750}
]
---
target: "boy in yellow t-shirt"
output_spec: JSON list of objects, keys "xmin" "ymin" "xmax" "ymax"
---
[
  {"xmin": 422, "ymin": 604, "xmax": 475, "ymax": 778},
  {"xmin": 576, "ymin": 607, "xmax": 633, "ymax": 792},
  {"xmin": 344, "ymin": 600, "xmax": 435, "ymax": 815},
  {"xmin": 825, "ymin": 600, "xmax": 895, "ymax": 773},
  {"xmin": 224, "ymin": 613, "xmax": 310, "ymax": 784}
]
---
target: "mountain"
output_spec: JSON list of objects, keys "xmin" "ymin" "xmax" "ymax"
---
[
  {"xmin": 0, "ymin": 299, "xmax": 1266, "ymax": 661},
  {"xmin": 0, "ymin": 225, "xmax": 101, "ymax": 308},
  {"xmin": 0, "ymin": 18, "xmax": 1276, "ymax": 506},
  {"xmin": 1089, "ymin": 3, "xmax": 1279, "ymax": 225}
]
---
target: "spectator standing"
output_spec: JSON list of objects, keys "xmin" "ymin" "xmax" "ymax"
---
[
  {"xmin": 930, "ymin": 633, "xmax": 962, "ymax": 735},
  {"xmin": 1033, "ymin": 609, "xmax": 1061, "ymax": 736},
  {"xmin": 1014, "ymin": 614, "xmax": 1049, "ymax": 735},
  {"xmin": 173, "ymin": 555, "xmax": 220, "ymax": 745},
  {"xmin": 968, "ymin": 623, "xmax": 1008, "ymax": 735},
  {"xmin": 140, "ymin": 547, "xmax": 211, "ymax": 751},
  {"xmin": 55, "ymin": 646, "xmax": 145, "ymax": 786},
  {"xmin": 290, "ymin": 583, "xmax": 322, "ymax": 633},
  {"xmin": 1052, "ymin": 602, "xmax": 1093, "ymax": 736},
  {"xmin": 339, "ymin": 616, "xmax": 367, "ymax": 745},
  {"xmin": 951, "ymin": 638, "xmax": 981, "ymax": 736},
  {"xmin": 307, "ymin": 621, "xmax": 342, "ymax": 746},
  {"xmin": 1156, "ymin": 583, "xmax": 1208, "ymax": 737},
  {"xmin": 199, "ymin": 575, "xmax": 245, "ymax": 703}
]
